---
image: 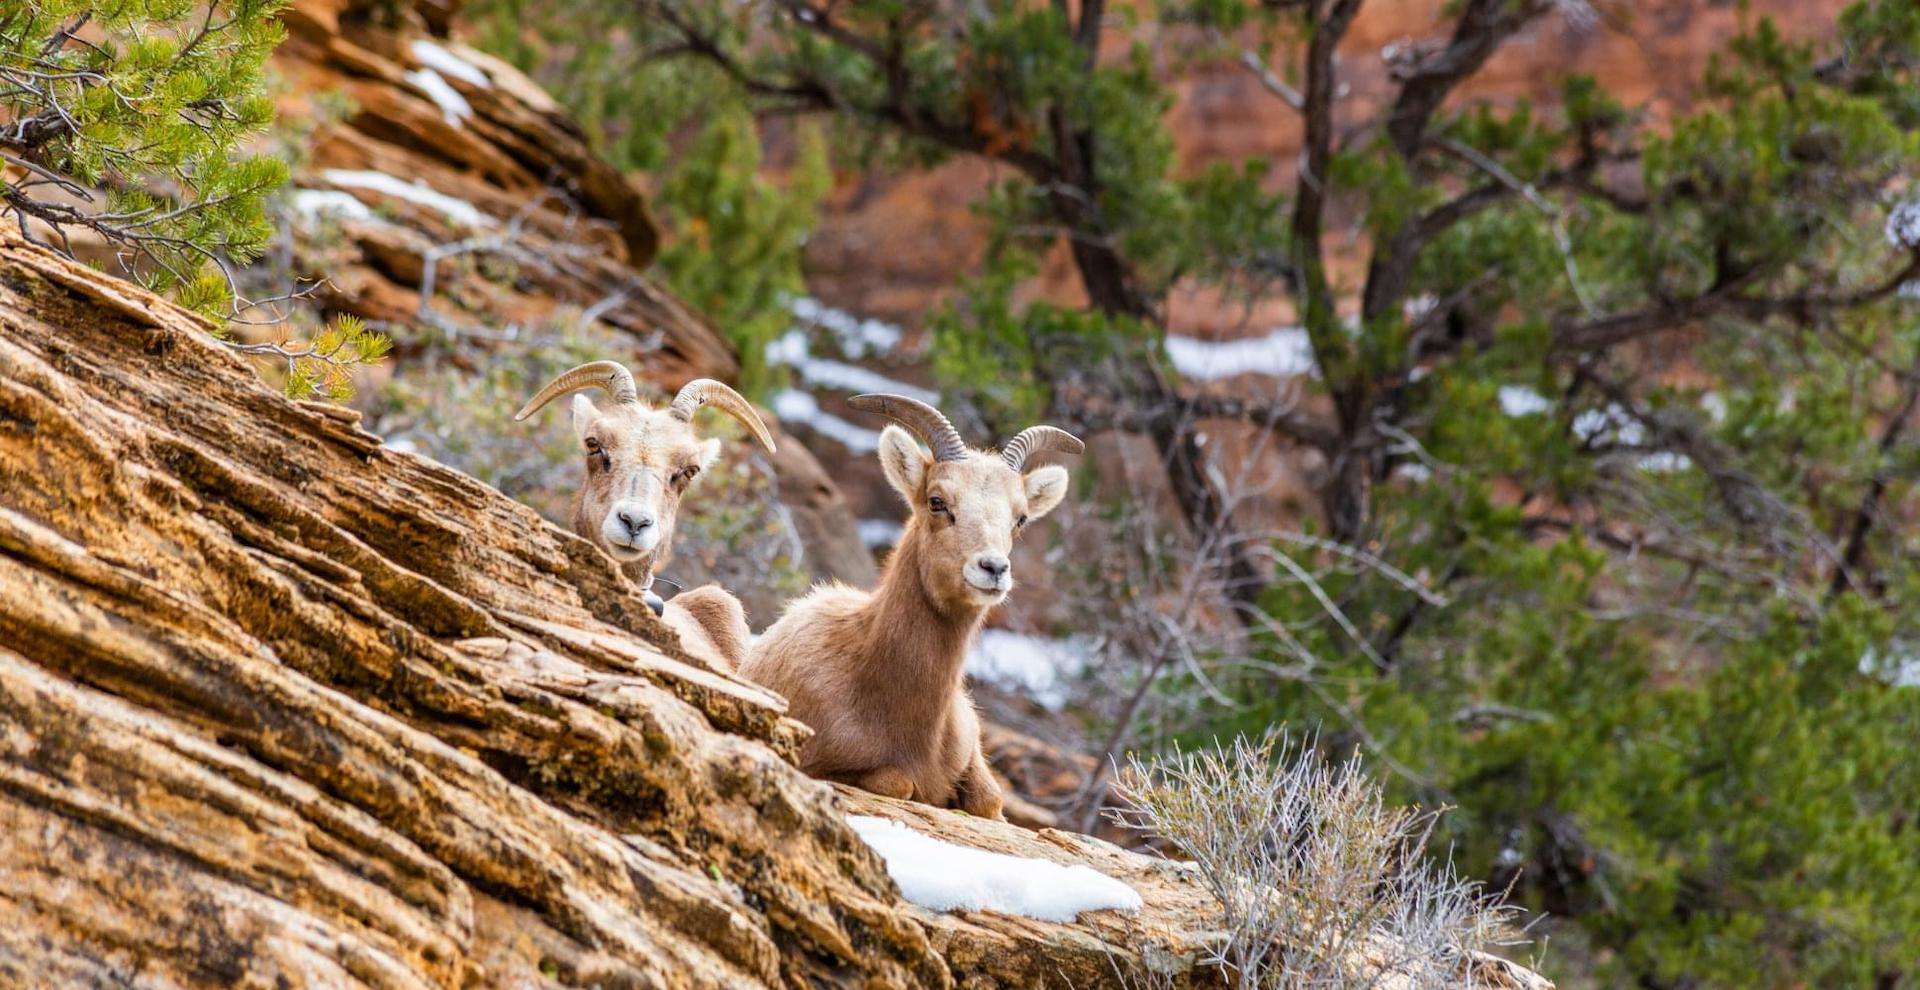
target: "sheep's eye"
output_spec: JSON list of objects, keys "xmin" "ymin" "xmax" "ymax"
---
[
  {"xmin": 1014, "ymin": 514, "xmax": 1029, "ymax": 533},
  {"xmin": 673, "ymin": 465, "xmax": 700, "ymax": 488},
  {"xmin": 585, "ymin": 438, "xmax": 609, "ymax": 469},
  {"xmin": 928, "ymin": 495, "xmax": 949, "ymax": 517}
]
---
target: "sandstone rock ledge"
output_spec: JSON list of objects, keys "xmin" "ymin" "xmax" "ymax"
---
[{"xmin": 0, "ymin": 232, "xmax": 1548, "ymax": 989}]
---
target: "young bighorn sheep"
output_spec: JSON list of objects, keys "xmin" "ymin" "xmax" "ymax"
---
[
  {"xmin": 516, "ymin": 360, "xmax": 774, "ymax": 666},
  {"xmin": 740, "ymin": 394, "xmax": 1082, "ymax": 818}
]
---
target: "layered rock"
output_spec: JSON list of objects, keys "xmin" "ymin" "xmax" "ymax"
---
[
  {"xmin": 262, "ymin": 0, "xmax": 882, "ymax": 606},
  {"xmin": 0, "ymin": 229, "xmax": 1552, "ymax": 988},
  {"xmin": 0, "ymin": 231, "xmax": 931, "ymax": 988},
  {"xmin": 272, "ymin": 1, "xmax": 726, "ymax": 377}
]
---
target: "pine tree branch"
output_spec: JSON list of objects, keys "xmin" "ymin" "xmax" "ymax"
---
[
  {"xmin": 644, "ymin": 1, "xmax": 1057, "ymax": 178},
  {"xmin": 1827, "ymin": 347, "xmax": 1920, "ymax": 600},
  {"xmin": 1382, "ymin": 0, "xmax": 1555, "ymax": 160},
  {"xmin": 1549, "ymin": 249, "xmax": 1920, "ymax": 354}
]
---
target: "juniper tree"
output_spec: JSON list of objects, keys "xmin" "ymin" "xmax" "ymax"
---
[
  {"xmin": 2, "ymin": 1, "xmax": 389, "ymax": 397},
  {"xmin": 1, "ymin": 0, "xmax": 287, "ymax": 306},
  {"xmin": 644, "ymin": 1, "xmax": 1920, "ymax": 984}
]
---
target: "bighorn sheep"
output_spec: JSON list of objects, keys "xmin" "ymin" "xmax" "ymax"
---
[
  {"xmin": 740, "ymin": 394, "xmax": 1082, "ymax": 819},
  {"xmin": 515, "ymin": 360, "xmax": 775, "ymax": 666}
]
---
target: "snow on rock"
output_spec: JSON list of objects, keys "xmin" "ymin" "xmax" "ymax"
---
[
  {"xmin": 405, "ymin": 67, "xmax": 473, "ymax": 124},
  {"xmin": 1572, "ymin": 404, "xmax": 1646, "ymax": 446},
  {"xmin": 319, "ymin": 170, "xmax": 494, "ymax": 229},
  {"xmin": 409, "ymin": 39, "xmax": 492, "ymax": 89},
  {"xmin": 771, "ymin": 389, "xmax": 883, "ymax": 453},
  {"xmin": 966, "ymin": 630, "xmax": 1092, "ymax": 710},
  {"xmin": 1501, "ymin": 387, "xmax": 1689, "ymax": 470},
  {"xmin": 847, "ymin": 815, "xmax": 1143, "ymax": 922},
  {"xmin": 1164, "ymin": 326, "xmax": 1317, "ymax": 381},
  {"xmin": 1700, "ymin": 391, "xmax": 1728, "ymax": 424},
  {"xmin": 858, "ymin": 518, "xmax": 904, "ymax": 549},
  {"xmin": 1498, "ymin": 385, "xmax": 1555, "ymax": 417},
  {"xmin": 1393, "ymin": 462, "xmax": 1435, "ymax": 484},
  {"xmin": 1886, "ymin": 199, "xmax": 1920, "ymax": 249},
  {"xmin": 1862, "ymin": 643, "xmax": 1920, "ymax": 688},
  {"xmin": 766, "ymin": 330, "xmax": 938, "ymax": 403},
  {"xmin": 288, "ymin": 189, "xmax": 376, "ymax": 225},
  {"xmin": 790, "ymin": 296, "xmax": 904, "ymax": 358},
  {"xmin": 1403, "ymin": 293, "xmax": 1440, "ymax": 322},
  {"xmin": 1636, "ymin": 452, "xmax": 1692, "ymax": 473}
]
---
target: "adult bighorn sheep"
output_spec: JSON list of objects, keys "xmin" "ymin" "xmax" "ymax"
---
[
  {"xmin": 740, "ymin": 393, "xmax": 1082, "ymax": 819},
  {"xmin": 515, "ymin": 360, "xmax": 775, "ymax": 666}
]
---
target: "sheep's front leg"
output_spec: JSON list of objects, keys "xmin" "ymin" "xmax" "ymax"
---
[
  {"xmin": 953, "ymin": 748, "xmax": 1005, "ymax": 821},
  {"xmin": 853, "ymin": 766, "xmax": 916, "ymax": 801}
]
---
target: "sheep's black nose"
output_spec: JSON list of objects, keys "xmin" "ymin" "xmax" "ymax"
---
[
  {"xmin": 618, "ymin": 509, "xmax": 655, "ymax": 536},
  {"xmin": 975, "ymin": 555, "xmax": 1009, "ymax": 579}
]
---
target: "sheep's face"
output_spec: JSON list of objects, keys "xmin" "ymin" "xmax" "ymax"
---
[
  {"xmin": 877, "ymin": 425, "xmax": 1069, "ymax": 611},
  {"xmin": 569, "ymin": 394, "xmax": 720, "ymax": 574}
]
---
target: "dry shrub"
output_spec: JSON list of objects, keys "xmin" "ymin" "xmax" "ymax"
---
[{"xmin": 1111, "ymin": 731, "xmax": 1527, "ymax": 989}]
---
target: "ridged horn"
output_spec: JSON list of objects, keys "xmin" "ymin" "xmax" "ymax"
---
[
  {"xmin": 514, "ymin": 361, "xmax": 638, "ymax": 421},
  {"xmin": 1001, "ymin": 425, "xmax": 1085, "ymax": 471},
  {"xmin": 668, "ymin": 378, "xmax": 778, "ymax": 453},
  {"xmin": 848, "ymin": 393, "xmax": 968, "ymax": 463}
]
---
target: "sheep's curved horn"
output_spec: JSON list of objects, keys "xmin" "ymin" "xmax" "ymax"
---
[
  {"xmin": 848, "ymin": 393, "xmax": 968, "ymax": 463},
  {"xmin": 514, "ymin": 361, "xmax": 638, "ymax": 421},
  {"xmin": 1001, "ymin": 425, "xmax": 1085, "ymax": 471},
  {"xmin": 668, "ymin": 378, "xmax": 778, "ymax": 453}
]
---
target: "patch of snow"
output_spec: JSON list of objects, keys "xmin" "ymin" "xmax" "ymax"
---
[
  {"xmin": 846, "ymin": 815, "xmax": 1142, "ymax": 921},
  {"xmin": 405, "ymin": 67, "xmax": 473, "ymax": 124},
  {"xmin": 1164, "ymin": 326, "xmax": 1317, "ymax": 381},
  {"xmin": 1572, "ymin": 404, "xmax": 1646, "ymax": 446},
  {"xmin": 1393, "ymin": 462, "xmax": 1434, "ymax": 484},
  {"xmin": 858, "ymin": 518, "xmax": 903, "ymax": 549},
  {"xmin": 409, "ymin": 39, "xmax": 492, "ymax": 89},
  {"xmin": 288, "ymin": 189, "xmax": 375, "ymax": 225},
  {"xmin": 790, "ymin": 296, "xmax": 904, "ymax": 358},
  {"xmin": 763, "ymin": 330, "xmax": 809, "ymax": 367},
  {"xmin": 1887, "ymin": 199, "xmax": 1920, "ymax": 249},
  {"xmin": 1637, "ymin": 452, "xmax": 1692, "ymax": 473},
  {"xmin": 1700, "ymin": 392, "xmax": 1727, "ymax": 424},
  {"xmin": 1403, "ymin": 293, "xmax": 1439, "ymax": 323},
  {"xmin": 770, "ymin": 389, "xmax": 882, "ymax": 453},
  {"xmin": 765, "ymin": 330, "xmax": 937, "ymax": 403},
  {"xmin": 1498, "ymin": 385, "xmax": 1554, "ymax": 417},
  {"xmin": 319, "ymin": 170, "xmax": 494, "ymax": 229},
  {"xmin": 1504, "ymin": 389, "xmax": 1682, "ymax": 465},
  {"xmin": 1861, "ymin": 643, "xmax": 1920, "ymax": 688},
  {"xmin": 966, "ymin": 630, "xmax": 1093, "ymax": 711}
]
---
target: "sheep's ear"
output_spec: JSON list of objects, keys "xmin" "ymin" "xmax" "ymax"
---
[
  {"xmin": 878, "ymin": 424, "xmax": 929, "ymax": 502},
  {"xmin": 697, "ymin": 437, "xmax": 722, "ymax": 472},
  {"xmin": 570, "ymin": 393, "xmax": 597, "ymax": 439},
  {"xmin": 1023, "ymin": 464, "xmax": 1070, "ymax": 520}
]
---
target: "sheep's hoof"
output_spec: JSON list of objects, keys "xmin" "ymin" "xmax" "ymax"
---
[
  {"xmin": 643, "ymin": 590, "xmax": 665, "ymax": 616},
  {"xmin": 856, "ymin": 767, "xmax": 915, "ymax": 800},
  {"xmin": 964, "ymin": 799, "xmax": 1005, "ymax": 821}
]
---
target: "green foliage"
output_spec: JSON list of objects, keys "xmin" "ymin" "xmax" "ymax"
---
[
  {"xmin": 656, "ymin": 108, "xmax": 830, "ymax": 396},
  {"xmin": 279, "ymin": 314, "xmax": 391, "ymax": 401},
  {"xmin": 670, "ymin": 0, "xmax": 1920, "ymax": 985},
  {"xmin": 1, "ymin": 0, "xmax": 290, "ymax": 308},
  {"xmin": 463, "ymin": 0, "xmax": 829, "ymax": 397}
]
